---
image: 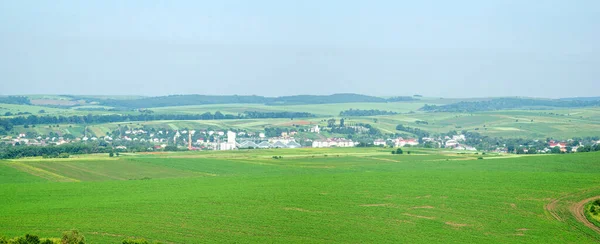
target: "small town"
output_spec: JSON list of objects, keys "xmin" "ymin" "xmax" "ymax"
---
[{"xmin": 2, "ymin": 122, "xmax": 599, "ymax": 155}]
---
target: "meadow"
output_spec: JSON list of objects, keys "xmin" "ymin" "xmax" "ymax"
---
[{"xmin": 1, "ymin": 148, "xmax": 600, "ymax": 243}]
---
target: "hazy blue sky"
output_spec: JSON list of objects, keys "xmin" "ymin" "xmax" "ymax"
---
[{"xmin": 0, "ymin": 0, "xmax": 598, "ymax": 98}]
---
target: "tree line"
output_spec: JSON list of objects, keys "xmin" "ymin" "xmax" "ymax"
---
[
  {"xmin": 0, "ymin": 96, "xmax": 31, "ymax": 105},
  {"xmin": 339, "ymin": 109, "xmax": 398, "ymax": 116},
  {"xmin": 0, "ymin": 111, "xmax": 315, "ymax": 130}
]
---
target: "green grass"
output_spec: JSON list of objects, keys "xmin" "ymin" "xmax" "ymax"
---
[{"xmin": 1, "ymin": 149, "xmax": 600, "ymax": 243}]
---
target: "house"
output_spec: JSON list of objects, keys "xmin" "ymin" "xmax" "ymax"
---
[
  {"xmin": 548, "ymin": 141, "xmax": 567, "ymax": 148},
  {"xmin": 373, "ymin": 139, "xmax": 386, "ymax": 146},
  {"xmin": 281, "ymin": 132, "xmax": 288, "ymax": 137},
  {"xmin": 309, "ymin": 125, "xmax": 320, "ymax": 133},
  {"xmin": 392, "ymin": 138, "xmax": 419, "ymax": 147},
  {"xmin": 115, "ymin": 145, "xmax": 127, "ymax": 150},
  {"xmin": 259, "ymin": 133, "xmax": 266, "ymax": 138},
  {"xmin": 452, "ymin": 135, "xmax": 466, "ymax": 141},
  {"xmin": 445, "ymin": 140, "xmax": 459, "ymax": 147},
  {"xmin": 312, "ymin": 138, "xmax": 357, "ymax": 148}
]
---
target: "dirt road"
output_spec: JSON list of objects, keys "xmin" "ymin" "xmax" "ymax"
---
[{"xmin": 570, "ymin": 196, "xmax": 600, "ymax": 234}]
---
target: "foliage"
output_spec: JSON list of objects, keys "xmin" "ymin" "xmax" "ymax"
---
[
  {"xmin": 61, "ymin": 230, "xmax": 84, "ymax": 244},
  {"xmin": 0, "ymin": 96, "xmax": 31, "ymax": 105},
  {"xmin": 0, "ymin": 111, "xmax": 315, "ymax": 129},
  {"xmin": 339, "ymin": 109, "xmax": 398, "ymax": 116}
]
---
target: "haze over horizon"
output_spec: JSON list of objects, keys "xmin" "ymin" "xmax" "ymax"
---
[{"xmin": 1, "ymin": 0, "xmax": 598, "ymax": 98}]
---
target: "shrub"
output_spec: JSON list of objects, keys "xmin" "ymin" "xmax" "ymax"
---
[
  {"xmin": 109, "ymin": 152, "xmax": 114, "ymax": 157},
  {"xmin": 396, "ymin": 148, "xmax": 403, "ymax": 154},
  {"xmin": 25, "ymin": 234, "xmax": 40, "ymax": 244},
  {"xmin": 61, "ymin": 230, "xmax": 85, "ymax": 244},
  {"xmin": 57, "ymin": 153, "xmax": 70, "ymax": 158},
  {"xmin": 477, "ymin": 157, "xmax": 484, "ymax": 160},
  {"xmin": 391, "ymin": 151, "xmax": 396, "ymax": 154},
  {"xmin": 122, "ymin": 239, "xmax": 149, "ymax": 244}
]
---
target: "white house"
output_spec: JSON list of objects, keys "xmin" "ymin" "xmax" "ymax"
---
[{"xmin": 374, "ymin": 139, "xmax": 386, "ymax": 146}]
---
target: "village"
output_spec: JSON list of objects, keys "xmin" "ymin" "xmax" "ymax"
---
[{"xmin": 2, "ymin": 123, "xmax": 598, "ymax": 154}]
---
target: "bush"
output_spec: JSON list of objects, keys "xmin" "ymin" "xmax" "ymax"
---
[
  {"xmin": 396, "ymin": 148, "xmax": 403, "ymax": 154},
  {"xmin": 122, "ymin": 239, "xmax": 149, "ymax": 244},
  {"xmin": 61, "ymin": 230, "xmax": 85, "ymax": 244},
  {"xmin": 477, "ymin": 157, "xmax": 484, "ymax": 160},
  {"xmin": 57, "ymin": 153, "xmax": 70, "ymax": 158},
  {"xmin": 109, "ymin": 152, "xmax": 114, "ymax": 157}
]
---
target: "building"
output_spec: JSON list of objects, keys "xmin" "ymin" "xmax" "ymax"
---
[
  {"xmin": 445, "ymin": 140, "xmax": 459, "ymax": 147},
  {"xmin": 374, "ymin": 139, "xmax": 386, "ymax": 146},
  {"xmin": 312, "ymin": 138, "xmax": 357, "ymax": 148},
  {"xmin": 309, "ymin": 125, "xmax": 320, "ymax": 133},
  {"xmin": 392, "ymin": 138, "xmax": 419, "ymax": 147}
]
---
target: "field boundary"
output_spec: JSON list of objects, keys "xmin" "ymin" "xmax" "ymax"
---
[{"xmin": 6, "ymin": 162, "xmax": 80, "ymax": 182}]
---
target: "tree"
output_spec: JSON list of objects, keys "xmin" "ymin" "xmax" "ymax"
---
[
  {"xmin": 339, "ymin": 118, "xmax": 345, "ymax": 127},
  {"xmin": 327, "ymin": 118, "xmax": 336, "ymax": 128},
  {"xmin": 109, "ymin": 152, "xmax": 114, "ymax": 157},
  {"xmin": 551, "ymin": 146, "xmax": 562, "ymax": 154},
  {"xmin": 396, "ymin": 148, "xmax": 403, "ymax": 154},
  {"xmin": 61, "ymin": 229, "xmax": 85, "ymax": 244}
]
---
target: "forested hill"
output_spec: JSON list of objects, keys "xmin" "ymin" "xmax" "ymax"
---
[
  {"xmin": 420, "ymin": 98, "xmax": 600, "ymax": 112},
  {"xmin": 74, "ymin": 94, "xmax": 416, "ymax": 108}
]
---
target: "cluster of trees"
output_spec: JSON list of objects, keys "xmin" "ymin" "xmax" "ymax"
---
[
  {"xmin": 339, "ymin": 109, "xmax": 398, "ymax": 116},
  {"xmin": 0, "ymin": 229, "xmax": 84, "ymax": 244},
  {"xmin": 0, "ymin": 143, "xmax": 113, "ymax": 159},
  {"xmin": 395, "ymin": 124, "xmax": 430, "ymax": 138},
  {"xmin": 0, "ymin": 96, "xmax": 31, "ymax": 105},
  {"xmin": 0, "ymin": 111, "xmax": 315, "ymax": 131},
  {"xmin": 4, "ymin": 111, "xmax": 32, "ymax": 116},
  {"xmin": 386, "ymin": 96, "xmax": 416, "ymax": 102},
  {"xmin": 420, "ymin": 98, "xmax": 600, "ymax": 113},
  {"xmin": 415, "ymin": 120, "xmax": 429, "ymax": 125},
  {"xmin": 0, "ymin": 140, "xmax": 184, "ymax": 159}
]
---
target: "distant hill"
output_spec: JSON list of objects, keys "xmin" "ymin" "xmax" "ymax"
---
[
  {"xmin": 68, "ymin": 93, "xmax": 416, "ymax": 108},
  {"xmin": 559, "ymin": 97, "xmax": 600, "ymax": 101},
  {"xmin": 420, "ymin": 98, "xmax": 600, "ymax": 112}
]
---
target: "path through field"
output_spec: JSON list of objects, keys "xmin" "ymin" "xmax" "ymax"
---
[{"xmin": 570, "ymin": 196, "xmax": 600, "ymax": 234}]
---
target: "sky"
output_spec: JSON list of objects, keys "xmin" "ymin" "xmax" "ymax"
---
[{"xmin": 0, "ymin": 0, "xmax": 598, "ymax": 98}]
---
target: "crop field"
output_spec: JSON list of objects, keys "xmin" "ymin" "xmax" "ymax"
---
[{"xmin": 1, "ymin": 148, "xmax": 600, "ymax": 243}]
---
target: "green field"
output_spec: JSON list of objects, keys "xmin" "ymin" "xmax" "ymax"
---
[{"xmin": 1, "ymin": 148, "xmax": 600, "ymax": 243}]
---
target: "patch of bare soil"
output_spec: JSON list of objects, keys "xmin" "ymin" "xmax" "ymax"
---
[
  {"xmin": 360, "ymin": 203, "xmax": 391, "ymax": 207},
  {"xmin": 283, "ymin": 207, "xmax": 318, "ymax": 213},
  {"xmin": 415, "ymin": 195, "xmax": 431, "ymax": 199},
  {"xmin": 403, "ymin": 213, "xmax": 435, "ymax": 220},
  {"xmin": 570, "ymin": 196, "xmax": 600, "ymax": 234},
  {"xmin": 445, "ymin": 222, "xmax": 468, "ymax": 228},
  {"xmin": 412, "ymin": 206, "xmax": 435, "ymax": 209}
]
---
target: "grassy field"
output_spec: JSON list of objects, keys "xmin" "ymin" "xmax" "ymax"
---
[{"xmin": 1, "ymin": 148, "xmax": 600, "ymax": 243}]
